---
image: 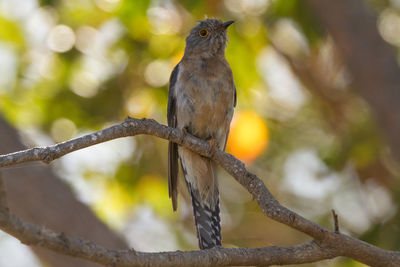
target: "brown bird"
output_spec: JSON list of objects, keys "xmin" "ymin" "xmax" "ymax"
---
[{"xmin": 167, "ymin": 18, "xmax": 236, "ymax": 249}]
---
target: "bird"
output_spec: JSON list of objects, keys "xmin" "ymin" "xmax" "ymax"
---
[{"xmin": 167, "ymin": 18, "xmax": 236, "ymax": 250}]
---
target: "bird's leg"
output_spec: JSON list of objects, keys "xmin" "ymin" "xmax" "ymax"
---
[
  {"xmin": 206, "ymin": 137, "xmax": 217, "ymax": 158},
  {"xmin": 179, "ymin": 127, "xmax": 188, "ymax": 144}
]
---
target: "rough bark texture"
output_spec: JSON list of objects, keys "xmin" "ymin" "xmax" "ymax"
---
[
  {"xmin": 0, "ymin": 116, "xmax": 128, "ymax": 267},
  {"xmin": 306, "ymin": 0, "xmax": 400, "ymax": 162},
  {"xmin": 1, "ymin": 117, "xmax": 399, "ymax": 266}
]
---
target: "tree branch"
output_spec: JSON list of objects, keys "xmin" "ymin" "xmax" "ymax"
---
[
  {"xmin": 331, "ymin": 210, "xmax": 339, "ymax": 234},
  {"xmin": 0, "ymin": 191, "xmax": 339, "ymax": 267},
  {"xmin": 0, "ymin": 117, "xmax": 399, "ymax": 266}
]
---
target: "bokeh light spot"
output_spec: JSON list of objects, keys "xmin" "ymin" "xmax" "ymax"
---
[
  {"xmin": 47, "ymin": 24, "xmax": 75, "ymax": 53},
  {"xmin": 147, "ymin": 3, "xmax": 182, "ymax": 35},
  {"xmin": 126, "ymin": 90, "xmax": 155, "ymax": 118},
  {"xmin": 227, "ymin": 111, "xmax": 269, "ymax": 163},
  {"xmin": 378, "ymin": 8, "xmax": 400, "ymax": 46},
  {"xmin": 69, "ymin": 71, "xmax": 100, "ymax": 98},
  {"xmin": 0, "ymin": 43, "xmax": 17, "ymax": 92},
  {"xmin": 75, "ymin": 26, "xmax": 99, "ymax": 55},
  {"xmin": 51, "ymin": 118, "xmax": 77, "ymax": 143},
  {"xmin": 94, "ymin": 0, "xmax": 121, "ymax": 12},
  {"xmin": 224, "ymin": 0, "xmax": 270, "ymax": 16},
  {"xmin": 144, "ymin": 60, "xmax": 172, "ymax": 87}
]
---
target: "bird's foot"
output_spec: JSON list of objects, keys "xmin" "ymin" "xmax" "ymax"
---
[
  {"xmin": 207, "ymin": 138, "xmax": 217, "ymax": 157},
  {"xmin": 179, "ymin": 127, "xmax": 188, "ymax": 144}
]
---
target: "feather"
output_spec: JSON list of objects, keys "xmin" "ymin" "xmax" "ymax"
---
[
  {"xmin": 167, "ymin": 63, "xmax": 180, "ymax": 211},
  {"xmin": 181, "ymin": 157, "xmax": 221, "ymax": 249}
]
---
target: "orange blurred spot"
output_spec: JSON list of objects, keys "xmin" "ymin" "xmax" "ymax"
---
[
  {"xmin": 171, "ymin": 51, "xmax": 183, "ymax": 66},
  {"xmin": 226, "ymin": 111, "xmax": 269, "ymax": 164}
]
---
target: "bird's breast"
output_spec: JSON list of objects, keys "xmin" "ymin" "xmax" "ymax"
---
[{"xmin": 175, "ymin": 59, "xmax": 234, "ymax": 144}]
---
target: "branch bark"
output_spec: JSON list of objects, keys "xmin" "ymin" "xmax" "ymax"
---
[{"xmin": 0, "ymin": 117, "xmax": 399, "ymax": 266}]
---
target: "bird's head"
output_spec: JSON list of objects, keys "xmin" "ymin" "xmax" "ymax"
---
[{"xmin": 184, "ymin": 18, "xmax": 234, "ymax": 58}]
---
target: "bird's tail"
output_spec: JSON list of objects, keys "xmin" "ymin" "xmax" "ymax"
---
[
  {"xmin": 179, "ymin": 148, "xmax": 222, "ymax": 249},
  {"xmin": 188, "ymin": 182, "xmax": 221, "ymax": 249}
]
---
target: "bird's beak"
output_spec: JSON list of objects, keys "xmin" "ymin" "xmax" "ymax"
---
[{"xmin": 222, "ymin": 20, "xmax": 234, "ymax": 29}]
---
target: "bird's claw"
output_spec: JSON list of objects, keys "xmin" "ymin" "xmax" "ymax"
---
[
  {"xmin": 179, "ymin": 127, "xmax": 188, "ymax": 144},
  {"xmin": 207, "ymin": 138, "xmax": 217, "ymax": 157}
]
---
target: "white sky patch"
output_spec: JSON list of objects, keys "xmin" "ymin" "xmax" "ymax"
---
[
  {"xmin": 144, "ymin": 60, "xmax": 172, "ymax": 87},
  {"xmin": 69, "ymin": 70, "xmax": 100, "ymax": 98},
  {"xmin": 147, "ymin": 1, "xmax": 182, "ymax": 35},
  {"xmin": 82, "ymin": 56, "xmax": 115, "ymax": 82},
  {"xmin": 332, "ymin": 182, "xmax": 371, "ymax": 233},
  {"xmin": 98, "ymin": 18, "xmax": 125, "ymax": 50},
  {"xmin": 70, "ymin": 19, "xmax": 127, "ymax": 97},
  {"xmin": 0, "ymin": 0, "xmax": 38, "ymax": 20},
  {"xmin": 24, "ymin": 7, "xmax": 57, "ymax": 47},
  {"xmin": 125, "ymin": 206, "xmax": 179, "ymax": 251},
  {"xmin": 282, "ymin": 148, "xmax": 340, "ymax": 199},
  {"xmin": 94, "ymin": 0, "xmax": 121, "ymax": 13},
  {"xmin": 22, "ymin": 7, "xmax": 58, "ymax": 82},
  {"xmin": 0, "ymin": 42, "xmax": 17, "ymax": 92},
  {"xmin": 224, "ymin": 0, "xmax": 270, "ymax": 17},
  {"xmin": 332, "ymin": 174, "xmax": 396, "ymax": 234},
  {"xmin": 55, "ymin": 133, "xmax": 136, "ymax": 204},
  {"xmin": 0, "ymin": 233, "xmax": 41, "ymax": 267},
  {"xmin": 362, "ymin": 179, "xmax": 395, "ymax": 220},
  {"xmin": 271, "ymin": 18, "xmax": 309, "ymax": 57},
  {"xmin": 76, "ymin": 18, "xmax": 126, "ymax": 59},
  {"xmin": 257, "ymin": 47, "xmax": 307, "ymax": 111},
  {"xmin": 282, "ymin": 149, "xmax": 396, "ymax": 234}
]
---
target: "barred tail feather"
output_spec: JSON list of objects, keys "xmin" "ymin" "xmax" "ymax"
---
[
  {"xmin": 190, "ymin": 191, "xmax": 221, "ymax": 249},
  {"xmin": 180, "ymin": 151, "xmax": 222, "ymax": 249}
]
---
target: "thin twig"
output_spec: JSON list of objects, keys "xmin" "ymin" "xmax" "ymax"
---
[{"xmin": 331, "ymin": 209, "xmax": 339, "ymax": 234}]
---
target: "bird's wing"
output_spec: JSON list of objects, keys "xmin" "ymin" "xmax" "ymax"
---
[
  {"xmin": 167, "ymin": 63, "xmax": 180, "ymax": 211},
  {"xmin": 223, "ymin": 81, "xmax": 237, "ymax": 151}
]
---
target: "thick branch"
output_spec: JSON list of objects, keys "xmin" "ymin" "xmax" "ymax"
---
[
  {"xmin": 0, "ymin": 204, "xmax": 338, "ymax": 266},
  {"xmin": 0, "ymin": 117, "xmax": 399, "ymax": 266}
]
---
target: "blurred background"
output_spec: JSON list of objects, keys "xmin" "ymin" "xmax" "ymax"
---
[{"xmin": 0, "ymin": 0, "xmax": 399, "ymax": 266}]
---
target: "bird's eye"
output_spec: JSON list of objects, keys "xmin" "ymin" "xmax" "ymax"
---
[{"xmin": 199, "ymin": 28, "xmax": 209, "ymax": 38}]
